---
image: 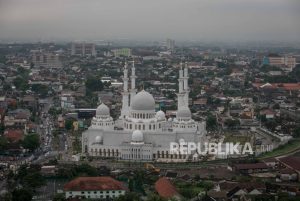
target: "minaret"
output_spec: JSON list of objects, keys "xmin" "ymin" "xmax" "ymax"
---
[
  {"xmin": 177, "ymin": 62, "xmax": 185, "ymax": 109},
  {"xmin": 183, "ymin": 62, "xmax": 190, "ymax": 107},
  {"xmin": 130, "ymin": 60, "xmax": 137, "ymax": 105},
  {"xmin": 121, "ymin": 62, "xmax": 130, "ymax": 118}
]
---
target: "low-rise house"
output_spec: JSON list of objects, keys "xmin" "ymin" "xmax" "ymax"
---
[
  {"xmin": 214, "ymin": 181, "xmax": 266, "ymax": 201},
  {"xmin": 22, "ymin": 95, "xmax": 37, "ymax": 110},
  {"xmin": 41, "ymin": 165, "xmax": 57, "ymax": 177},
  {"xmin": 206, "ymin": 190, "xmax": 227, "ymax": 201},
  {"xmin": 155, "ymin": 177, "xmax": 182, "ymax": 200},
  {"xmin": 63, "ymin": 176, "xmax": 127, "ymax": 200},
  {"xmin": 262, "ymin": 158, "xmax": 278, "ymax": 168},
  {"xmin": 278, "ymin": 157, "xmax": 300, "ymax": 181},
  {"xmin": 233, "ymin": 163, "xmax": 269, "ymax": 174},
  {"xmin": 278, "ymin": 168, "xmax": 298, "ymax": 181},
  {"xmin": 4, "ymin": 129, "xmax": 24, "ymax": 143},
  {"xmin": 4, "ymin": 115, "xmax": 27, "ymax": 129},
  {"xmin": 260, "ymin": 109, "xmax": 275, "ymax": 119}
]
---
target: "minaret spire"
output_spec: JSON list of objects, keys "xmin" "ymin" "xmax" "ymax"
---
[
  {"xmin": 121, "ymin": 61, "xmax": 130, "ymax": 118},
  {"xmin": 183, "ymin": 61, "xmax": 190, "ymax": 107},
  {"xmin": 177, "ymin": 62, "xmax": 185, "ymax": 109},
  {"xmin": 130, "ymin": 59, "xmax": 137, "ymax": 105}
]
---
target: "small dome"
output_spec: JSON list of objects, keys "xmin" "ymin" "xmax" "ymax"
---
[
  {"xmin": 131, "ymin": 130, "xmax": 143, "ymax": 142},
  {"xmin": 131, "ymin": 90, "xmax": 155, "ymax": 111},
  {"xmin": 177, "ymin": 106, "xmax": 192, "ymax": 118},
  {"xmin": 156, "ymin": 110, "xmax": 166, "ymax": 120},
  {"xmin": 95, "ymin": 136, "xmax": 102, "ymax": 143},
  {"xmin": 96, "ymin": 103, "xmax": 110, "ymax": 116},
  {"xmin": 179, "ymin": 138, "xmax": 185, "ymax": 144}
]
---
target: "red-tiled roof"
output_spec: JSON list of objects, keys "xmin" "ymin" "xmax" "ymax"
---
[
  {"xmin": 234, "ymin": 163, "xmax": 269, "ymax": 170},
  {"xmin": 4, "ymin": 129, "xmax": 24, "ymax": 142},
  {"xmin": 278, "ymin": 157, "xmax": 300, "ymax": 172},
  {"xmin": 155, "ymin": 177, "xmax": 180, "ymax": 199},
  {"xmin": 260, "ymin": 109, "xmax": 275, "ymax": 115},
  {"xmin": 64, "ymin": 177, "xmax": 127, "ymax": 191}
]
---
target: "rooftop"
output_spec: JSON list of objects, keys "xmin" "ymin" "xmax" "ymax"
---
[
  {"xmin": 154, "ymin": 177, "xmax": 181, "ymax": 199},
  {"xmin": 64, "ymin": 176, "xmax": 127, "ymax": 191}
]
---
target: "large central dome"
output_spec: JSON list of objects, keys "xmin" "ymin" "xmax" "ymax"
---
[{"xmin": 131, "ymin": 90, "xmax": 155, "ymax": 111}]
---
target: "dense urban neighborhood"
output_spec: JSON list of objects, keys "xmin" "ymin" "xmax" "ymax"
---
[{"xmin": 0, "ymin": 41, "xmax": 300, "ymax": 201}]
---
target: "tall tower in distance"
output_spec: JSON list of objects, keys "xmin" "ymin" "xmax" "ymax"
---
[{"xmin": 166, "ymin": 38, "xmax": 175, "ymax": 52}]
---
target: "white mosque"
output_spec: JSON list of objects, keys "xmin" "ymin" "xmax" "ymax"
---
[{"xmin": 82, "ymin": 61, "xmax": 207, "ymax": 162}]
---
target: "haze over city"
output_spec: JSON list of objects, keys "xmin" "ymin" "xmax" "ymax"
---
[
  {"xmin": 1, "ymin": 1, "xmax": 300, "ymax": 201},
  {"xmin": 0, "ymin": 0, "xmax": 300, "ymax": 42}
]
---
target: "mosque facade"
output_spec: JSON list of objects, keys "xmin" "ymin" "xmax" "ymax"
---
[{"xmin": 82, "ymin": 61, "xmax": 207, "ymax": 162}]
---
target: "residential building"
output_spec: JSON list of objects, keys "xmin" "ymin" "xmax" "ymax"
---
[
  {"xmin": 71, "ymin": 42, "xmax": 96, "ymax": 56},
  {"xmin": 112, "ymin": 48, "xmax": 132, "ymax": 57},
  {"xmin": 32, "ymin": 51, "xmax": 62, "ymax": 68},
  {"xmin": 63, "ymin": 177, "xmax": 127, "ymax": 199}
]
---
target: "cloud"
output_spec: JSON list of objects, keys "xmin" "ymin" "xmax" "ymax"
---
[{"xmin": 0, "ymin": 0, "xmax": 299, "ymax": 42}]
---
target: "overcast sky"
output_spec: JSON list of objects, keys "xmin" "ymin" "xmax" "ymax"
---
[{"xmin": 0, "ymin": 0, "xmax": 299, "ymax": 42}]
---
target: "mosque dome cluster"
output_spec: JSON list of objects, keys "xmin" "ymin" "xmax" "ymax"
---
[{"xmin": 131, "ymin": 90, "xmax": 155, "ymax": 111}]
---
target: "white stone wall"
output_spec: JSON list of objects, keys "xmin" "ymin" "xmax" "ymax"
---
[{"xmin": 65, "ymin": 190, "xmax": 126, "ymax": 199}]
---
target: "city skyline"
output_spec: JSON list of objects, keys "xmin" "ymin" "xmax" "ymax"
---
[{"xmin": 0, "ymin": 0, "xmax": 300, "ymax": 42}]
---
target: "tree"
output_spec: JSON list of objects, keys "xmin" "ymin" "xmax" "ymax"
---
[
  {"xmin": 206, "ymin": 114, "xmax": 217, "ymax": 130},
  {"xmin": 0, "ymin": 136, "xmax": 8, "ymax": 151},
  {"xmin": 12, "ymin": 188, "xmax": 32, "ymax": 201},
  {"xmin": 13, "ymin": 77, "xmax": 29, "ymax": 91},
  {"xmin": 48, "ymin": 107, "xmax": 62, "ymax": 117},
  {"xmin": 31, "ymin": 84, "xmax": 49, "ymax": 98},
  {"xmin": 115, "ymin": 192, "xmax": 142, "ymax": 201},
  {"xmin": 264, "ymin": 119, "xmax": 277, "ymax": 131},
  {"xmin": 146, "ymin": 194, "xmax": 167, "ymax": 201},
  {"xmin": 23, "ymin": 171, "xmax": 45, "ymax": 188},
  {"xmin": 53, "ymin": 193, "xmax": 66, "ymax": 201},
  {"xmin": 293, "ymin": 127, "xmax": 300, "ymax": 138},
  {"xmin": 128, "ymin": 178, "xmax": 134, "ymax": 192},
  {"xmin": 65, "ymin": 119, "xmax": 74, "ymax": 130},
  {"xmin": 85, "ymin": 76, "xmax": 103, "ymax": 92},
  {"xmin": 22, "ymin": 133, "xmax": 40, "ymax": 151},
  {"xmin": 196, "ymin": 181, "xmax": 214, "ymax": 191},
  {"xmin": 224, "ymin": 119, "xmax": 240, "ymax": 129}
]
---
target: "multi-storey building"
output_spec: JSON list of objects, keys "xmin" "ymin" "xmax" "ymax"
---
[
  {"xmin": 31, "ymin": 51, "xmax": 62, "ymax": 68},
  {"xmin": 71, "ymin": 42, "xmax": 96, "ymax": 56}
]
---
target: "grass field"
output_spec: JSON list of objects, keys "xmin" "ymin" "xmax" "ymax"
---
[
  {"xmin": 259, "ymin": 138, "xmax": 300, "ymax": 159},
  {"xmin": 223, "ymin": 133, "xmax": 252, "ymax": 145}
]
